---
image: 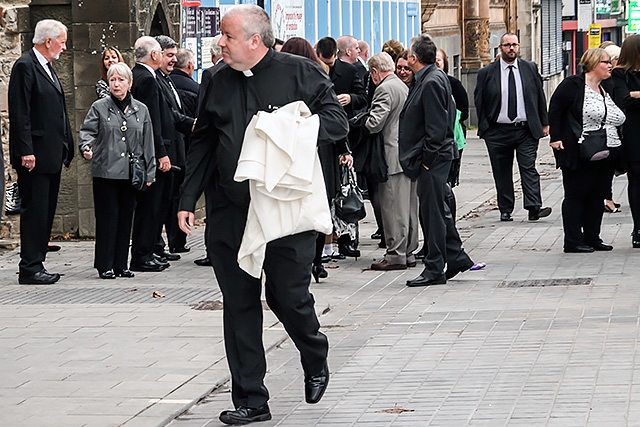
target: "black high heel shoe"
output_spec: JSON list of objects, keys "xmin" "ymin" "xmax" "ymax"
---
[
  {"xmin": 312, "ymin": 264, "xmax": 328, "ymax": 283},
  {"xmin": 98, "ymin": 269, "xmax": 116, "ymax": 279}
]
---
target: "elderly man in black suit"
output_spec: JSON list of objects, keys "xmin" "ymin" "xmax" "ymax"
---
[
  {"xmin": 474, "ymin": 33, "xmax": 552, "ymax": 222},
  {"xmin": 170, "ymin": 48, "xmax": 199, "ymax": 119},
  {"xmin": 8, "ymin": 19, "xmax": 74, "ymax": 285},
  {"xmin": 153, "ymin": 35, "xmax": 195, "ymax": 259},
  {"xmin": 399, "ymin": 34, "xmax": 474, "ymax": 287}
]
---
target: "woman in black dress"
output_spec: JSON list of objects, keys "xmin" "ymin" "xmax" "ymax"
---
[{"xmin": 612, "ymin": 35, "xmax": 640, "ymax": 247}]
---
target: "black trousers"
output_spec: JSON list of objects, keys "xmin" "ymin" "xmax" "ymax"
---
[
  {"xmin": 207, "ymin": 193, "xmax": 328, "ymax": 408},
  {"xmin": 561, "ymin": 162, "xmax": 613, "ymax": 248},
  {"xmin": 166, "ymin": 169, "xmax": 187, "ymax": 251},
  {"xmin": 92, "ymin": 178, "xmax": 136, "ymax": 271},
  {"xmin": 17, "ymin": 169, "xmax": 60, "ymax": 275},
  {"xmin": 417, "ymin": 159, "xmax": 470, "ymax": 278},
  {"xmin": 484, "ymin": 125, "xmax": 542, "ymax": 214},
  {"xmin": 131, "ymin": 170, "xmax": 171, "ymax": 265},
  {"xmin": 153, "ymin": 169, "xmax": 184, "ymax": 254},
  {"xmin": 627, "ymin": 161, "xmax": 640, "ymax": 233}
]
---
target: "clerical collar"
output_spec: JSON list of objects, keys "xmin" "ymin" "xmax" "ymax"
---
[{"xmin": 241, "ymin": 49, "xmax": 275, "ymax": 77}]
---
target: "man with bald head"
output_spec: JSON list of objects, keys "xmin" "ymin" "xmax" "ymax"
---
[{"xmin": 178, "ymin": 5, "xmax": 348, "ymax": 424}]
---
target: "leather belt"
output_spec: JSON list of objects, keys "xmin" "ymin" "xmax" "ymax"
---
[{"xmin": 495, "ymin": 121, "xmax": 528, "ymax": 128}]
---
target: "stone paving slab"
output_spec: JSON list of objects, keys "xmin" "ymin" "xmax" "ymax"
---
[{"xmin": 4, "ymin": 133, "xmax": 640, "ymax": 426}]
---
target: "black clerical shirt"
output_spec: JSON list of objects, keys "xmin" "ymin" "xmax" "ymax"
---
[{"xmin": 180, "ymin": 49, "xmax": 349, "ymax": 211}]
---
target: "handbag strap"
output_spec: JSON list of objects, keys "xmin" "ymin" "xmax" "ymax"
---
[{"xmin": 598, "ymin": 85, "xmax": 607, "ymax": 129}]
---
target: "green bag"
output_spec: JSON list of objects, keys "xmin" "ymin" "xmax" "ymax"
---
[{"xmin": 454, "ymin": 109, "xmax": 466, "ymax": 150}]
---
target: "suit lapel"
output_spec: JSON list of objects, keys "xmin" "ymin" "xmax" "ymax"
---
[{"xmin": 30, "ymin": 50, "xmax": 62, "ymax": 94}]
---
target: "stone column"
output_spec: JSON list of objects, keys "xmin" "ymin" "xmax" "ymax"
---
[{"xmin": 461, "ymin": 0, "xmax": 490, "ymax": 68}]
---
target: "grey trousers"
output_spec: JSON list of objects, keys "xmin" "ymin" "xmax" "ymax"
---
[{"xmin": 377, "ymin": 172, "xmax": 419, "ymax": 265}]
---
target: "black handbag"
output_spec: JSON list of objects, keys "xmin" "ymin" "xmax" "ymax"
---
[
  {"xmin": 128, "ymin": 153, "xmax": 147, "ymax": 192},
  {"xmin": 333, "ymin": 166, "xmax": 366, "ymax": 223},
  {"xmin": 580, "ymin": 86, "xmax": 610, "ymax": 162}
]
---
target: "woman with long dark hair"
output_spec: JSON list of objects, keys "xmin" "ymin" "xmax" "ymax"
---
[
  {"xmin": 281, "ymin": 37, "xmax": 352, "ymax": 283},
  {"xmin": 96, "ymin": 46, "xmax": 124, "ymax": 99},
  {"xmin": 612, "ymin": 35, "xmax": 640, "ymax": 247}
]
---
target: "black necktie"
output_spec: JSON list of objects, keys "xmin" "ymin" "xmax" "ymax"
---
[
  {"xmin": 47, "ymin": 63, "xmax": 61, "ymax": 91},
  {"xmin": 507, "ymin": 65, "xmax": 517, "ymax": 121}
]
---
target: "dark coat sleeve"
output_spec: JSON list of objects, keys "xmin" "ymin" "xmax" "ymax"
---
[
  {"xmin": 421, "ymin": 71, "xmax": 454, "ymax": 167},
  {"xmin": 449, "ymin": 75, "xmax": 469, "ymax": 122},
  {"xmin": 131, "ymin": 69, "xmax": 167, "ymax": 159},
  {"xmin": 474, "ymin": 66, "xmax": 489, "ymax": 137},
  {"xmin": 548, "ymin": 74, "xmax": 583, "ymax": 169}
]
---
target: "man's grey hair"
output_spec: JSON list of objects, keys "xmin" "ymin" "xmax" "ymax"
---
[
  {"xmin": 134, "ymin": 36, "xmax": 161, "ymax": 62},
  {"xmin": 210, "ymin": 34, "xmax": 222, "ymax": 57},
  {"xmin": 155, "ymin": 35, "xmax": 177, "ymax": 51},
  {"xmin": 368, "ymin": 52, "xmax": 394, "ymax": 73},
  {"xmin": 336, "ymin": 35, "xmax": 356, "ymax": 59},
  {"xmin": 175, "ymin": 48, "xmax": 195, "ymax": 69},
  {"xmin": 223, "ymin": 5, "xmax": 274, "ymax": 49},
  {"xmin": 32, "ymin": 19, "xmax": 67, "ymax": 45},
  {"xmin": 107, "ymin": 62, "xmax": 133, "ymax": 84},
  {"xmin": 409, "ymin": 33, "xmax": 436, "ymax": 65}
]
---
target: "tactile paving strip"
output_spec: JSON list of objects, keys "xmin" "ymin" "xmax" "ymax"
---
[
  {"xmin": 497, "ymin": 278, "xmax": 594, "ymax": 288},
  {"xmin": 0, "ymin": 286, "xmax": 222, "ymax": 305}
]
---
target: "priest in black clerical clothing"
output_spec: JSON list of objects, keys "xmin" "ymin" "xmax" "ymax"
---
[{"xmin": 178, "ymin": 5, "xmax": 349, "ymax": 426}]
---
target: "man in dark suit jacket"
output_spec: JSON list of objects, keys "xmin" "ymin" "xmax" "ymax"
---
[
  {"xmin": 317, "ymin": 37, "xmax": 367, "ymax": 119},
  {"xmin": 8, "ymin": 19, "xmax": 74, "ymax": 285},
  {"xmin": 398, "ymin": 34, "xmax": 473, "ymax": 287},
  {"xmin": 170, "ymin": 48, "xmax": 199, "ymax": 119},
  {"xmin": 153, "ymin": 36, "xmax": 195, "ymax": 259},
  {"xmin": 129, "ymin": 36, "xmax": 174, "ymax": 272},
  {"xmin": 474, "ymin": 33, "xmax": 551, "ymax": 222}
]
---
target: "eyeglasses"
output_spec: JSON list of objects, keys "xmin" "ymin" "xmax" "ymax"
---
[
  {"xmin": 396, "ymin": 65, "xmax": 411, "ymax": 72},
  {"xmin": 600, "ymin": 60, "xmax": 612, "ymax": 65},
  {"xmin": 501, "ymin": 43, "xmax": 519, "ymax": 48}
]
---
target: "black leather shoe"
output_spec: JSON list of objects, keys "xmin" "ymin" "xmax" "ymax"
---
[
  {"xmin": 99, "ymin": 269, "xmax": 116, "ymax": 279},
  {"xmin": 114, "ymin": 269, "xmax": 135, "ymax": 278},
  {"xmin": 194, "ymin": 257, "xmax": 212, "ymax": 266},
  {"xmin": 590, "ymin": 242, "xmax": 613, "ymax": 251},
  {"xmin": 564, "ymin": 245, "xmax": 594, "ymax": 253},
  {"xmin": 371, "ymin": 231, "xmax": 383, "ymax": 239},
  {"xmin": 171, "ymin": 246, "xmax": 191, "ymax": 253},
  {"xmin": 406, "ymin": 272, "xmax": 446, "ymax": 287},
  {"xmin": 18, "ymin": 270, "xmax": 59, "ymax": 285},
  {"xmin": 445, "ymin": 259, "xmax": 475, "ymax": 280},
  {"xmin": 130, "ymin": 259, "xmax": 168, "ymax": 272},
  {"xmin": 500, "ymin": 212, "xmax": 513, "ymax": 222},
  {"xmin": 152, "ymin": 254, "xmax": 170, "ymax": 268},
  {"xmin": 155, "ymin": 250, "xmax": 180, "ymax": 261},
  {"xmin": 219, "ymin": 404, "xmax": 272, "ymax": 425},
  {"xmin": 305, "ymin": 362, "xmax": 329, "ymax": 404},
  {"xmin": 528, "ymin": 206, "xmax": 552, "ymax": 221},
  {"xmin": 633, "ymin": 231, "xmax": 640, "ymax": 248},
  {"xmin": 47, "ymin": 244, "xmax": 61, "ymax": 252}
]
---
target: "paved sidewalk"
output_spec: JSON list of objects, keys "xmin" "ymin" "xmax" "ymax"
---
[{"xmin": 3, "ymin": 132, "xmax": 639, "ymax": 426}]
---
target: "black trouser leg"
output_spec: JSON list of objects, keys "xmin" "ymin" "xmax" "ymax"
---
[
  {"xmin": 131, "ymin": 170, "xmax": 167, "ymax": 265},
  {"xmin": 167, "ymin": 169, "xmax": 187, "ymax": 250},
  {"xmin": 314, "ymin": 233, "xmax": 325, "ymax": 266},
  {"xmin": 628, "ymin": 162, "xmax": 640, "ymax": 232},
  {"xmin": 17, "ymin": 170, "xmax": 60, "ymax": 275}
]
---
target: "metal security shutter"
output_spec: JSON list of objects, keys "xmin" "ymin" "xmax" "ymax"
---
[{"xmin": 541, "ymin": 0, "xmax": 563, "ymax": 76}]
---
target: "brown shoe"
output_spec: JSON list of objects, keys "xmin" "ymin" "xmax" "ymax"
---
[{"xmin": 370, "ymin": 260, "xmax": 407, "ymax": 270}]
